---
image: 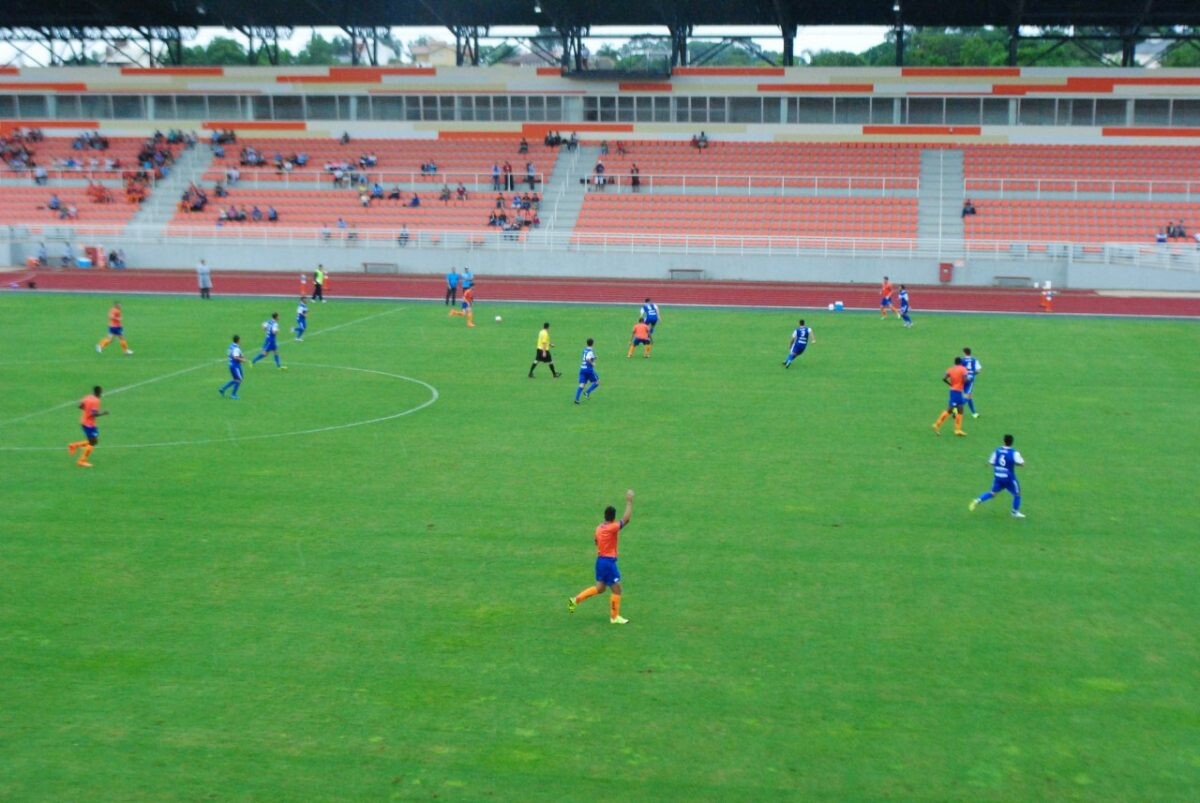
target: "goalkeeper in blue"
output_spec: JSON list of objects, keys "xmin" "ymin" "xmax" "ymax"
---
[{"xmin": 969, "ymin": 434, "xmax": 1026, "ymax": 518}]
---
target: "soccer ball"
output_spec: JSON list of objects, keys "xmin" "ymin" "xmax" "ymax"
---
[{"xmin": 495, "ymin": 315, "xmax": 502, "ymax": 322}]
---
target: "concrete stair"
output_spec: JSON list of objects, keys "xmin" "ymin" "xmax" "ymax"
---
[
  {"xmin": 541, "ymin": 145, "xmax": 596, "ymax": 232},
  {"xmin": 124, "ymin": 146, "xmax": 214, "ymax": 235},
  {"xmin": 917, "ymin": 149, "xmax": 964, "ymax": 245}
]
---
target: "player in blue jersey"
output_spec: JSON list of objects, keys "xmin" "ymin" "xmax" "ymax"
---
[
  {"xmin": 962, "ymin": 347, "xmax": 982, "ymax": 417},
  {"xmin": 782, "ymin": 319, "xmax": 813, "ymax": 368},
  {"xmin": 574, "ymin": 338, "xmax": 599, "ymax": 404},
  {"xmin": 969, "ymin": 434, "xmax": 1026, "ymax": 518},
  {"xmin": 640, "ymin": 298, "xmax": 660, "ymax": 334},
  {"xmin": 218, "ymin": 335, "xmax": 249, "ymax": 399},
  {"xmin": 898, "ymin": 285, "xmax": 914, "ymax": 327},
  {"xmin": 293, "ymin": 298, "xmax": 308, "ymax": 341},
  {"xmin": 252, "ymin": 312, "xmax": 286, "ymax": 368}
]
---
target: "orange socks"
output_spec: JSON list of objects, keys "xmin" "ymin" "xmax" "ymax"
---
[
  {"xmin": 120, "ymin": 338, "xmax": 129, "ymax": 350},
  {"xmin": 954, "ymin": 413, "xmax": 964, "ymax": 432},
  {"xmin": 98, "ymin": 337, "xmax": 111, "ymax": 350},
  {"xmin": 610, "ymin": 595, "xmax": 621, "ymax": 619},
  {"xmin": 626, "ymin": 346, "xmax": 634, "ymax": 358},
  {"xmin": 934, "ymin": 411, "xmax": 950, "ymax": 428},
  {"xmin": 574, "ymin": 586, "xmax": 601, "ymax": 604}
]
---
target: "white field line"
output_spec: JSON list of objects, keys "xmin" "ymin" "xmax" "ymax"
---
[{"xmin": 0, "ymin": 305, "xmax": 407, "ymax": 430}]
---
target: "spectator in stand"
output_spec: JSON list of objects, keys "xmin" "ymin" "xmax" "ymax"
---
[
  {"xmin": 340, "ymin": 132, "xmax": 351, "ymax": 145},
  {"xmin": 360, "ymin": 191, "xmax": 372, "ymax": 208},
  {"xmin": 488, "ymin": 210, "xmax": 499, "ymax": 226},
  {"xmin": 371, "ymin": 182, "xmax": 384, "ymax": 200},
  {"xmin": 337, "ymin": 217, "xmax": 348, "ymax": 230},
  {"xmin": 631, "ymin": 164, "xmax": 641, "ymax": 193},
  {"xmin": 321, "ymin": 223, "xmax": 332, "ymax": 240},
  {"xmin": 526, "ymin": 162, "xmax": 536, "ymax": 190},
  {"xmin": 962, "ymin": 199, "xmax": 977, "ymax": 218},
  {"xmin": 440, "ymin": 184, "xmax": 452, "ymax": 205},
  {"xmin": 492, "ymin": 162, "xmax": 501, "ymax": 191},
  {"xmin": 456, "ymin": 182, "xmax": 468, "ymax": 203},
  {"xmin": 1176, "ymin": 220, "xmax": 1189, "ymax": 240},
  {"xmin": 616, "ymin": 141, "xmax": 628, "ymax": 157},
  {"xmin": 698, "ymin": 131, "xmax": 709, "ymax": 149},
  {"xmin": 347, "ymin": 224, "xmax": 359, "ymax": 241},
  {"xmin": 388, "ymin": 185, "xmax": 403, "ymax": 202},
  {"xmin": 1156, "ymin": 228, "xmax": 1168, "ymax": 244},
  {"xmin": 518, "ymin": 138, "xmax": 529, "ymax": 154},
  {"xmin": 33, "ymin": 165, "xmax": 48, "ymax": 185},
  {"xmin": 296, "ymin": 152, "xmax": 308, "ymax": 167},
  {"xmin": 568, "ymin": 132, "xmax": 578, "ymax": 151},
  {"xmin": 600, "ymin": 140, "xmax": 609, "ymax": 156},
  {"xmin": 503, "ymin": 161, "xmax": 514, "ymax": 191},
  {"xmin": 266, "ymin": 206, "xmax": 277, "ymax": 222},
  {"xmin": 495, "ymin": 192, "xmax": 505, "ymax": 209},
  {"xmin": 48, "ymin": 193, "xmax": 61, "ymax": 212},
  {"xmin": 594, "ymin": 160, "xmax": 606, "ymax": 190},
  {"xmin": 409, "ymin": 193, "xmax": 421, "ymax": 208},
  {"xmin": 512, "ymin": 193, "xmax": 522, "ymax": 210},
  {"xmin": 226, "ymin": 166, "xmax": 240, "ymax": 186},
  {"xmin": 398, "ymin": 224, "xmax": 410, "ymax": 247},
  {"xmin": 251, "ymin": 206, "xmax": 263, "ymax": 222},
  {"xmin": 214, "ymin": 182, "xmax": 228, "ymax": 198},
  {"xmin": 60, "ymin": 204, "xmax": 79, "ymax": 220}
]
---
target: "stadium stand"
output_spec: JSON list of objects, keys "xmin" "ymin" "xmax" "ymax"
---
[
  {"xmin": 203, "ymin": 138, "xmax": 559, "ymax": 187},
  {"xmin": 963, "ymin": 200, "xmax": 1200, "ymax": 244},
  {"xmin": 574, "ymin": 195, "xmax": 918, "ymax": 246},
  {"xmin": 0, "ymin": 186, "xmax": 145, "ymax": 227},
  {"xmin": 589, "ymin": 141, "xmax": 921, "ymax": 190}
]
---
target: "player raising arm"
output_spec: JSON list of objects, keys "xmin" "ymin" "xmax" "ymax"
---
[{"xmin": 567, "ymin": 489, "xmax": 635, "ymax": 624}]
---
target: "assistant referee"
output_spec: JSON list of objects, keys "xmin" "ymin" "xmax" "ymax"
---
[{"xmin": 529, "ymin": 322, "xmax": 562, "ymax": 378}]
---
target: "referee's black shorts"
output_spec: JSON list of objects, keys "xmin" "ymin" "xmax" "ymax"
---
[{"xmin": 534, "ymin": 349, "xmax": 553, "ymax": 362}]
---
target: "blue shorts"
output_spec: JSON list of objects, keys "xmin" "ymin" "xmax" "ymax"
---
[
  {"xmin": 991, "ymin": 476, "xmax": 1020, "ymax": 496},
  {"xmin": 81, "ymin": 425, "xmax": 99, "ymax": 440},
  {"xmin": 964, "ymin": 379, "xmax": 975, "ymax": 395},
  {"xmin": 578, "ymin": 367, "xmax": 598, "ymax": 385},
  {"xmin": 595, "ymin": 556, "xmax": 620, "ymax": 585},
  {"xmin": 229, "ymin": 365, "xmax": 243, "ymax": 381},
  {"xmin": 262, "ymin": 338, "xmax": 277, "ymax": 352},
  {"xmin": 646, "ymin": 317, "xmax": 658, "ymax": 326},
  {"xmin": 461, "ymin": 301, "xmax": 470, "ymax": 311},
  {"xmin": 295, "ymin": 319, "xmax": 306, "ymax": 331},
  {"xmin": 790, "ymin": 344, "xmax": 807, "ymax": 357},
  {"xmin": 108, "ymin": 326, "xmax": 123, "ymax": 336},
  {"xmin": 948, "ymin": 390, "xmax": 964, "ymax": 407},
  {"xmin": 632, "ymin": 338, "xmax": 651, "ymax": 346},
  {"xmin": 881, "ymin": 297, "xmax": 892, "ymax": 308}
]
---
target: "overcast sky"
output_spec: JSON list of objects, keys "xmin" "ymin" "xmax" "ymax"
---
[{"xmin": 3, "ymin": 25, "xmax": 893, "ymax": 66}]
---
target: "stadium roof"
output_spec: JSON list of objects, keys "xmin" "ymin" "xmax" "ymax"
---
[{"xmin": 6, "ymin": 0, "xmax": 1200, "ymax": 30}]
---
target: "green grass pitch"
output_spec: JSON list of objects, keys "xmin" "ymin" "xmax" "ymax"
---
[{"xmin": 1, "ymin": 292, "xmax": 1198, "ymax": 801}]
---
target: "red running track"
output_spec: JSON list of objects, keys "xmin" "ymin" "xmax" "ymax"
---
[{"xmin": 4, "ymin": 268, "xmax": 1200, "ymax": 317}]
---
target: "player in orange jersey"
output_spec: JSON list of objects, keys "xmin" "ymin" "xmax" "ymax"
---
[
  {"xmin": 933, "ymin": 356, "xmax": 968, "ymax": 437},
  {"xmin": 449, "ymin": 286, "xmax": 475, "ymax": 327},
  {"xmin": 567, "ymin": 489, "xmax": 634, "ymax": 624},
  {"xmin": 96, "ymin": 301, "xmax": 133, "ymax": 354},
  {"xmin": 880, "ymin": 276, "xmax": 899, "ymax": 319},
  {"xmin": 627, "ymin": 317, "xmax": 652, "ymax": 358},
  {"xmin": 67, "ymin": 385, "xmax": 108, "ymax": 468}
]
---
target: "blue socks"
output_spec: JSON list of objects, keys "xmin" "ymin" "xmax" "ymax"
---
[
  {"xmin": 252, "ymin": 353, "xmax": 264, "ymax": 364},
  {"xmin": 967, "ymin": 398, "xmax": 977, "ymax": 414},
  {"xmin": 587, "ymin": 382, "xmax": 599, "ymax": 396},
  {"xmin": 273, "ymin": 354, "xmax": 281, "ymax": 368},
  {"xmin": 219, "ymin": 380, "xmax": 240, "ymax": 397}
]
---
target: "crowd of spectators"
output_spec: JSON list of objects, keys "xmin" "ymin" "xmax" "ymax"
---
[
  {"xmin": 216, "ymin": 203, "xmax": 279, "ymax": 225},
  {"xmin": 1158, "ymin": 220, "xmax": 1196, "ymax": 243}
]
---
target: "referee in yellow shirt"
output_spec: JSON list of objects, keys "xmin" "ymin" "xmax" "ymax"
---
[{"xmin": 529, "ymin": 322, "xmax": 562, "ymax": 378}]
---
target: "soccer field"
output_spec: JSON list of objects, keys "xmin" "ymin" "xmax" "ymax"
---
[{"xmin": 1, "ymin": 292, "xmax": 1198, "ymax": 801}]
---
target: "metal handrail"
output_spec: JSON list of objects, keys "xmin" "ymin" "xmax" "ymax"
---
[
  {"xmin": 964, "ymin": 176, "xmax": 1200, "ymax": 202},
  {"xmin": 5, "ymin": 223, "xmax": 1198, "ymax": 273}
]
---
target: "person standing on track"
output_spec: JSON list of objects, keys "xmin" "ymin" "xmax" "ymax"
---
[
  {"xmin": 445, "ymin": 267, "xmax": 460, "ymax": 306},
  {"xmin": 197, "ymin": 260, "xmax": 213, "ymax": 300},
  {"xmin": 312, "ymin": 265, "xmax": 326, "ymax": 303}
]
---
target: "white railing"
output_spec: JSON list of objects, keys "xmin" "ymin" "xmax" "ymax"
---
[
  {"xmin": 186, "ymin": 168, "xmax": 549, "ymax": 192},
  {"xmin": 5, "ymin": 223, "xmax": 1199, "ymax": 273},
  {"xmin": 586, "ymin": 173, "xmax": 919, "ymax": 196},
  {"xmin": 2, "ymin": 168, "xmax": 157, "ymax": 187},
  {"xmin": 964, "ymin": 177, "xmax": 1200, "ymax": 201}
]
